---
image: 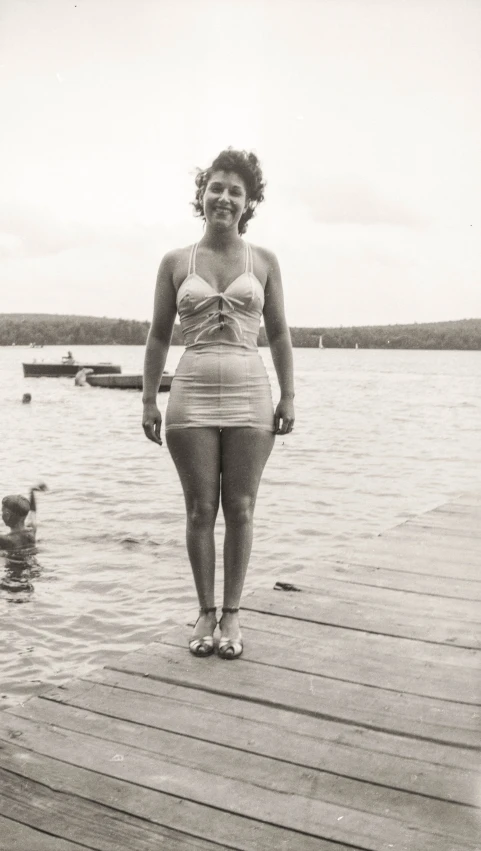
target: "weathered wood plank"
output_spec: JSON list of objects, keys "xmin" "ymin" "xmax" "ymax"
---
[
  {"xmin": 292, "ymin": 560, "xmax": 481, "ymax": 600},
  {"xmin": 427, "ymin": 502, "xmax": 481, "ymax": 517},
  {"xmin": 220, "ymin": 610, "xmax": 480, "ymax": 702},
  {"xmin": 0, "ymin": 767, "xmax": 228, "ymax": 851},
  {"xmin": 450, "ymin": 493, "xmax": 481, "ymax": 506},
  {"xmin": 241, "ymin": 589, "xmax": 480, "ymax": 649},
  {"xmin": 87, "ymin": 668, "xmax": 481, "ymax": 770},
  {"xmin": 41, "ymin": 675, "xmax": 481, "ymax": 805},
  {"xmin": 408, "ymin": 504, "xmax": 481, "ymax": 522},
  {"xmin": 382, "ymin": 525, "xmax": 481, "ymax": 552},
  {"xmin": 99, "ymin": 640, "xmax": 481, "ymax": 747},
  {"xmin": 0, "ymin": 741, "xmax": 340, "ymax": 851},
  {"xmin": 1, "ymin": 705, "xmax": 477, "ymax": 850},
  {"xmin": 259, "ymin": 576, "xmax": 480, "ymax": 621},
  {"xmin": 345, "ymin": 539, "xmax": 481, "ymax": 577},
  {"xmin": 0, "ymin": 815, "xmax": 88, "ymax": 851},
  {"xmin": 407, "ymin": 515, "xmax": 481, "ymax": 535}
]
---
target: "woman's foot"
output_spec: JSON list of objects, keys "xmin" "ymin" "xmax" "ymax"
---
[
  {"xmin": 189, "ymin": 607, "xmax": 217, "ymax": 657},
  {"xmin": 218, "ymin": 607, "xmax": 243, "ymax": 660}
]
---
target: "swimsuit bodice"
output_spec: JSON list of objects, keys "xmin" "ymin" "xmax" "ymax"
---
[{"xmin": 176, "ymin": 243, "xmax": 265, "ymax": 350}]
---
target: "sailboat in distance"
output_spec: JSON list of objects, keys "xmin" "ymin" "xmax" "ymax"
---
[{"xmin": 319, "ymin": 335, "xmax": 324, "ymax": 349}]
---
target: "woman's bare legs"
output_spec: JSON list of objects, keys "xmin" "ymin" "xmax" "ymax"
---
[
  {"xmin": 166, "ymin": 427, "xmax": 221, "ymax": 642},
  {"xmin": 220, "ymin": 427, "xmax": 275, "ymax": 646}
]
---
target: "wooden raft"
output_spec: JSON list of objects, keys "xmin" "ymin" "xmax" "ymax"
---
[{"xmin": 1, "ymin": 494, "xmax": 480, "ymax": 851}]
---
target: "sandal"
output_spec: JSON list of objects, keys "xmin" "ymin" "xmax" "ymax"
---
[
  {"xmin": 188, "ymin": 607, "xmax": 217, "ymax": 657},
  {"xmin": 218, "ymin": 607, "xmax": 243, "ymax": 660}
]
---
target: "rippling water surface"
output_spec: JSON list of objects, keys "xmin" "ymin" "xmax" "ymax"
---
[{"xmin": 1, "ymin": 344, "xmax": 480, "ymax": 707}]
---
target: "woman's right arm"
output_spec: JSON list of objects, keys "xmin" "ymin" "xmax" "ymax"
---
[{"xmin": 142, "ymin": 252, "xmax": 178, "ymax": 445}]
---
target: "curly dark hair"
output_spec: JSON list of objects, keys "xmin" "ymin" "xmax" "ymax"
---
[{"xmin": 192, "ymin": 148, "xmax": 266, "ymax": 235}]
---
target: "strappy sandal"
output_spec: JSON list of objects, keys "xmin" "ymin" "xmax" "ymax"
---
[
  {"xmin": 188, "ymin": 607, "xmax": 217, "ymax": 657},
  {"xmin": 218, "ymin": 607, "xmax": 243, "ymax": 660}
]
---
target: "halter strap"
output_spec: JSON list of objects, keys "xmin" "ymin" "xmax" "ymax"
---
[
  {"xmin": 246, "ymin": 242, "xmax": 253, "ymax": 275},
  {"xmin": 188, "ymin": 243, "xmax": 198, "ymax": 276}
]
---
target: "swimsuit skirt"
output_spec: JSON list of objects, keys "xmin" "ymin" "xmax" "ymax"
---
[{"xmin": 165, "ymin": 243, "xmax": 274, "ymax": 432}]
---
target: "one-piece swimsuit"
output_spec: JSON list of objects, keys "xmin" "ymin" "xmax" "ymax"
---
[{"xmin": 165, "ymin": 241, "xmax": 274, "ymax": 431}]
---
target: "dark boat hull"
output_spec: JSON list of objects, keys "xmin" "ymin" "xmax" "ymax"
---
[{"xmin": 23, "ymin": 363, "xmax": 122, "ymax": 377}]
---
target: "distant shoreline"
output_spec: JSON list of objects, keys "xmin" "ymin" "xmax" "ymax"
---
[{"xmin": 1, "ymin": 314, "xmax": 480, "ymax": 350}]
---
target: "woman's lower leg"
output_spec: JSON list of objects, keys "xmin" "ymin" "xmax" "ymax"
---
[
  {"xmin": 220, "ymin": 428, "xmax": 275, "ymax": 644},
  {"xmin": 166, "ymin": 428, "xmax": 221, "ymax": 640}
]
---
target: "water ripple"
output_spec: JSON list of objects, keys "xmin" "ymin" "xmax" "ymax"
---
[{"xmin": 1, "ymin": 345, "xmax": 481, "ymax": 707}]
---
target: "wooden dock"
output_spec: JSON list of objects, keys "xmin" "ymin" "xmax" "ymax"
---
[{"xmin": 1, "ymin": 493, "xmax": 480, "ymax": 850}]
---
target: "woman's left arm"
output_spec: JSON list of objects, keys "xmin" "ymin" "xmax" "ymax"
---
[{"xmin": 262, "ymin": 249, "xmax": 295, "ymax": 435}]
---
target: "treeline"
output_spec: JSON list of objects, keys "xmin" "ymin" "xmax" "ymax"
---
[
  {"xmin": 282, "ymin": 318, "xmax": 481, "ymax": 350},
  {"xmin": 0, "ymin": 315, "xmax": 153, "ymax": 346},
  {"xmin": 1, "ymin": 314, "xmax": 481, "ymax": 349}
]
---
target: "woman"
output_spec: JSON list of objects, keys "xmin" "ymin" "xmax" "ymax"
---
[{"xmin": 142, "ymin": 149, "xmax": 295, "ymax": 659}]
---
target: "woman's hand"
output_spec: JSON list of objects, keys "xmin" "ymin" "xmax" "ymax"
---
[
  {"xmin": 142, "ymin": 402, "xmax": 163, "ymax": 446},
  {"xmin": 274, "ymin": 397, "xmax": 295, "ymax": 435}
]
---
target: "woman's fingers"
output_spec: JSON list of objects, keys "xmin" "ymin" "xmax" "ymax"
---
[
  {"xmin": 275, "ymin": 417, "xmax": 295, "ymax": 435},
  {"xmin": 274, "ymin": 398, "xmax": 295, "ymax": 435},
  {"xmin": 143, "ymin": 422, "xmax": 163, "ymax": 445},
  {"xmin": 142, "ymin": 415, "xmax": 163, "ymax": 445}
]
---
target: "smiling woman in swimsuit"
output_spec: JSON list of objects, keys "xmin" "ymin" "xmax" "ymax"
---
[{"xmin": 142, "ymin": 148, "xmax": 295, "ymax": 659}]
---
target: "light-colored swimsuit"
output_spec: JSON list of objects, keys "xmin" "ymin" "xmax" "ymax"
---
[{"xmin": 165, "ymin": 242, "xmax": 274, "ymax": 432}]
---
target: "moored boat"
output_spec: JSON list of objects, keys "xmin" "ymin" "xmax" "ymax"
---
[
  {"xmin": 23, "ymin": 356, "xmax": 122, "ymax": 377},
  {"xmin": 86, "ymin": 372, "xmax": 172, "ymax": 391}
]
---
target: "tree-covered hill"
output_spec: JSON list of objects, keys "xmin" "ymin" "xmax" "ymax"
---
[{"xmin": 1, "ymin": 313, "xmax": 480, "ymax": 349}]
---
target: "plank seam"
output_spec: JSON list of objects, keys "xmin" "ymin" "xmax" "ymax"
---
[
  {"xmin": 340, "ymin": 562, "xmax": 481, "ymax": 582},
  {"xmin": 240, "ymin": 607, "xmax": 479, "ymax": 650},
  {"xmin": 0, "ymin": 812, "xmax": 94, "ymax": 849},
  {"xmin": 0, "ymin": 765, "xmax": 248, "ymax": 851},
  {"xmin": 0, "ymin": 751, "xmax": 368, "ymax": 851},
  {"xmin": 300, "ymin": 577, "xmax": 481, "ymax": 601},
  {"xmin": 71, "ymin": 675, "xmax": 481, "ymax": 768},
  {"xmin": 37, "ymin": 691, "xmax": 481, "ymax": 809},
  {"xmin": 160, "ymin": 634, "xmax": 481, "ymax": 706},
  {"xmin": 104, "ymin": 665, "xmax": 481, "ymax": 751}
]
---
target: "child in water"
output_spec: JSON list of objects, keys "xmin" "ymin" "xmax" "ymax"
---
[{"xmin": 0, "ymin": 484, "xmax": 47, "ymax": 552}]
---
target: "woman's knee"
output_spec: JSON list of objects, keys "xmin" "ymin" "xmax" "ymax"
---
[
  {"xmin": 222, "ymin": 494, "xmax": 256, "ymax": 526},
  {"xmin": 186, "ymin": 499, "xmax": 218, "ymax": 528}
]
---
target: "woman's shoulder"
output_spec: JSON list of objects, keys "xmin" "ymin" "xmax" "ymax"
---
[
  {"xmin": 159, "ymin": 244, "xmax": 196, "ymax": 289},
  {"xmin": 249, "ymin": 243, "xmax": 280, "ymax": 277},
  {"xmin": 249, "ymin": 242, "xmax": 278, "ymax": 262},
  {"xmin": 161, "ymin": 245, "xmax": 194, "ymax": 269}
]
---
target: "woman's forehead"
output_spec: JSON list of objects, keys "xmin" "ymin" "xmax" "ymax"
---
[{"xmin": 208, "ymin": 170, "xmax": 246, "ymax": 190}]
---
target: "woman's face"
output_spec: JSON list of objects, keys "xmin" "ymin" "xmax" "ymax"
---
[{"xmin": 203, "ymin": 170, "xmax": 248, "ymax": 230}]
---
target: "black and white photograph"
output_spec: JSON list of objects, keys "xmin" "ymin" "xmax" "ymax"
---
[{"xmin": 1, "ymin": 0, "xmax": 480, "ymax": 848}]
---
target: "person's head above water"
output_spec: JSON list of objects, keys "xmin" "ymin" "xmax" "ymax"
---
[
  {"xmin": 192, "ymin": 148, "xmax": 266, "ymax": 236},
  {"xmin": 22, "ymin": 393, "xmax": 32, "ymax": 404},
  {"xmin": 2, "ymin": 495, "xmax": 31, "ymax": 527}
]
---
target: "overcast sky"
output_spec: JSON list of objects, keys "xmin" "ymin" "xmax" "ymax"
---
[{"xmin": 1, "ymin": 0, "xmax": 480, "ymax": 327}]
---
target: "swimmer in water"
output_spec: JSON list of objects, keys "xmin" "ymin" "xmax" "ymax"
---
[{"xmin": 0, "ymin": 484, "xmax": 47, "ymax": 553}]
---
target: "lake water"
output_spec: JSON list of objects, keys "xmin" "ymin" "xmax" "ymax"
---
[{"xmin": 1, "ymin": 344, "xmax": 480, "ymax": 708}]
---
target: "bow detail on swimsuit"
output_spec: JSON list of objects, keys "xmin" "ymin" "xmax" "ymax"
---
[{"xmin": 191, "ymin": 292, "xmax": 245, "ymax": 344}]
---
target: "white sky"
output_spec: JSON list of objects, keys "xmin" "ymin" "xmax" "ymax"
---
[{"xmin": 1, "ymin": 0, "xmax": 480, "ymax": 326}]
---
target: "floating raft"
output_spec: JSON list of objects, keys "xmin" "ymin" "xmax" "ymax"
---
[
  {"xmin": 86, "ymin": 372, "xmax": 173, "ymax": 391},
  {"xmin": 1, "ymin": 492, "xmax": 480, "ymax": 850}
]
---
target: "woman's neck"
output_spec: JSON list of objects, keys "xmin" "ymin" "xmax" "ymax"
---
[{"xmin": 201, "ymin": 225, "xmax": 243, "ymax": 252}]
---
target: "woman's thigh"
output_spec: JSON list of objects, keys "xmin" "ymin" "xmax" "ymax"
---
[
  {"xmin": 220, "ymin": 428, "xmax": 275, "ymax": 507},
  {"xmin": 166, "ymin": 428, "xmax": 222, "ymax": 510}
]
